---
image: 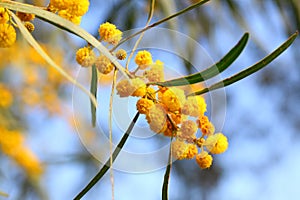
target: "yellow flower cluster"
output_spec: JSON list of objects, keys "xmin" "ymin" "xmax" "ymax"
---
[
  {"xmin": 115, "ymin": 49, "xmax": 229, "ymax": 169},
  {"xmin": 98, "ymin": 22, "xmax": 122, "ymax": 45},
  {"xmin": 48, "ymin": 0, "xmax": 90, "ymax": 25},
  {"xmin": 0, "ymin": 127, "xmax": 43, "ymax": 177},
  {"xmin": 0, "ymin": 7, "xmax": 16, "ymax": 48}
]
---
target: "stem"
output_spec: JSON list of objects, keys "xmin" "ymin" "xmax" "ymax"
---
[
  {"xmin": 111, "ymin": 0, "xmax": 210, "ymax": 51},
  {"xmin": 74, "ymin": 112, "xmax": 140, "ymax": 200},
  {"xmin": 162, "ymin": 139, "xmax": 173, "ymax": 200}
]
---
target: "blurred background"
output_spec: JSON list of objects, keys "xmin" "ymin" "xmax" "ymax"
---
[{"xmin": 0, "ymin": 0, "xmax": 300, "ymax": 199}]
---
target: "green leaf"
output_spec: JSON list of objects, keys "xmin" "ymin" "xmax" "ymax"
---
[
  {"xmin": 90, "ymin": 65, "xmax": 98, "ymax": 127},
  {"xmin": 162, "ymin": 141, "xmax": 172, "ymax": 200},
  {"xmin": 74, "ymin": 112, "xmax": 140, "ymax": 200},
  {"xmin": 188, "ymin": 31, "xmax": 298, "ymax": 96},
  {"xmin": 0, "ymin": 191, "xmax": 9, "ymax": 198},
  {"xmin": 154, "ymin": 32, "xmax": 249, "ymax": 87}
]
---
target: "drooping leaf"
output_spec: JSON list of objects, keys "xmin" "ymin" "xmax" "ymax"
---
[
  {"xmin": 90, "ymin": 65, "xmax": 98, "ymax": 127},
  {"xmin": 188, "ymin": 31, "xmax": 298, "ymax": 96},
  {"xmin": 154, "ymin": 32, "xmax": 249, "ymax": 87},
  {"xmin": 74, "ymin": 112, "xmax": 140, "ymax": 200}
]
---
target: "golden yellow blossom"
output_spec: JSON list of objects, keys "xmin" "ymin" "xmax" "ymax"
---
[
  {"xmin": 144, "ymin": 60, "xmax": 164, "ymax": 82},
  {"xmin": 196, "ymin": 151, "xmax": 213, "ymax": 169},
  {"xmin": 182, "ymin": 96, "xmax": 207, "ymax": 117},
  {"xmin": 98, "ymin": 22, "xmax": 122, "ymax": 45},
  {"xmin": 205, "ymin": 133, "xmax": 228, "ymax": 154},
  {"xmin": 0, "ymin": 23, "xmax": 16, "ymax": 48},
  {"xmin": 76, "ymin": 47, "xmax": 95, "ymax": 67},
  {"xmin": 134, "ymin": 50, "xmax": 153, "ymax": 69},
  {"xmin": 116, "ymin": 79, "xmax": 132, "ymax": 97},
  {"xmin": 161, "ymin": 87, "xmax": 186, "ymax": 112},
  {"xmin": 131, "ymin": 78, "xmax": 146, "ymax": 97},
  {"xmin": 172, "ymin": 139, "xmax": 198, "ymax": 160},
  {"xmin": 146, "ymin": 104, "xmax": 167, "ymax": 133},
  {"xmin": 179, "ymin": 120, "xmax": 198, "ymax": 140},
  {"xmin": 24, "ymin": 22, "xmax": 35, "ymax": 32},
  {"xmin": 198, "ymin": 115, "xmax": 215, "ymax": 136},
  {"xmin": 0, "ymin": 7, "xmax": 9, "ymax": 24},
  {"xmin": 95, "ymin": 55, "xmax": 114, "ymax": 74},
  {"xmin": 136, "ymin": 98, "xmax": 154, "ymax": 114},
  {"xmin": 49, "ymin": 0, "xmax": 73, "ymax": 11},
  {"xmin": 67, "ymin": 0, "xmax": 90, "ymax": 16},
  {"xmin": 58, "ymin": 10, "xmax": 82, "ymax": 25},
  {"xmin": 115, "ymin": 49, "xmax": 127, "ymax": 60}
]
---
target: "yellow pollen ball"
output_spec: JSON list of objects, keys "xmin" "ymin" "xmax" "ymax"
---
[
  {"xmin": 171, "ymin": 139, "xmax": 188, "ymax": 160},
  {"xmin": 196, "ymin": 151, "xmax": 213, "ymax": 169},
  {"xmin": 144, "ymin": 60, "xmax": 165, "ymax": 82},
  {"xmin": 116, "ymin": 79, "xmax": 133, "ymax": 97},
  {"xmin": 182, "ymin": 96, "xmax": 207, "ymax": 117},
  {"xmin": 16, "ymin": 11, "xmax": 35, "ymax": 21},
  {"xmin": 179, "ymin": 120, "xmax": 198, "ymax": 140},
  {"xmin": 49, "ymin": 0, "xmax": 73, "ymax": 10},
  {"xmin": 0, "ymin": 7, "xmax": 9, "ymax": 24},
  {"xmin": 95, "ymin": 55, "xmax": 114, "ymax": 74},
  {"xmin": 131, "ymin": 78, "xmax": 146, "ymax": 97},
  {"xmin": 198, "ymin": 116, "xmax": 215, "ymax": 136},
  {"xmin": 75, "ymin": 47, "xmax": 95, "ymax": 67},
  {"xmin": 115, "ymin": 49, "xmax": 127, "ymax": 60},
  {"xmin": 161, "ymin": 87, "xmax": 186, "ymax": 112},
  {"xmin": 0, "ymin": 84, "xmax": 13, "ymax": 108},
  {"xmin": 136, "ymin": 98, "xmax": 154, "ymax": 114},
  {"xmin": 24, "ymin": 22, "xmax": 35, "ymax": 32},
  {"xmin": 67, "ymin": 0, "xmax": 90, "ymax": 16},
  {"xmin": 146, "ymin": 104, "xmax": 167, "ymax": 133},
  {"xmin": 134, "ymin": 50, "xmax": 153, "ymax": 69},
  {"xmin": 205, "ymin": 133, "xmax": 228, "ymax": 154},
  {"xmin": 58, "ymin": 10, "xmax": 82, "ymax": 25},
  {"xmin": 99, "ymin": 22, "xmax": 122, "ymax": 45},
  {"xmin": 0, "ymin": 23, "xmax": 16, "ymax": 48}
]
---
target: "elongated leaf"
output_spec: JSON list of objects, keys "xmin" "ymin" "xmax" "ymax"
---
[
  {"xmin": 90, "ymin": 65, "xmax": 98, "ymax": 127},
  {"xmin": 0, "ymin": 191, "xmax": 8, "ymax": 197},
  {"xmin": 188, "ymin": 31, "xmax": 298, "ymax": 96},
  {"xmin": 74, "ymin": 112, "xmax": 140, "ymax": 200},
  {"xmin": 0, "ymin": 1, "xmax": 129, "ymax": 79},
  {"xmin": 162, "ymin": 141, "xmax": 172, "ymax": 200},
  {"xmin": 9, "ymin": 11, "xmax": 98, "ymax": 107},
  {"xmin": 155, "ymin": 32, "xmax": 249, "ymax": 87}
]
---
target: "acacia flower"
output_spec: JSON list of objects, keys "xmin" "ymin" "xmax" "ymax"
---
[
  {"xmin": 115, "ymin": 49, "xmax": 127, "ymax": 60},
  {"xmin": 75, "ymin": 47, "xmax": 95, "ymax": 67},
  {"xmin": 161, "ymin": 87, "xmax": 186, "ymax": 112},
  {"xmin": 179, "ymin": 120, "xmax": 198, "ymax": 140},
  {"xmin": 196, "ymin": 151, "xmax": 213, "ymax": 169},
  {"xmin": 0, "ymin": 7, "xmax": 9, "ymax": 24},
  {"xmin": 134, "ymin": 50, "xmax": 153, "ymax": 69},
  {"xmin": 24, "ymin": 22, "xmax": 35, "ymax": 32},
  {"xmin": 146, "ymin": 103, "xmax": 167, "ymax": 133},
  {"xmin": 205, "ymin": 133, "xmax": 228, "ymax": 154},
  {"xmin": 49, "ymin": 0, "xmax": 73, "ymax": 11},
  {"xmin": 95, "ymin": 55, "xmax": 114, "ymax": 74},
  {"xmin": 99, "ymin": 22, "xmax": 122, "ymax": 45},
  {"xmin": 197, "ymin": 115, "xmax": 215, "ymax": 136},
  {"xmin": 0, "ymin": 84, "xmax": 13, "ymax": 108},
  {"xmin": 182, "ymin": 96, "xmax": 207, "ymax": 117},
  {"xmin": 136, "ymin": 98, "xmax": 154, "ymax": 114},
  {"xmin": 67, "ymin": 0, "xmax": 90, "ymax": 16},
  {"xmin": 172, "ymin": 139, "xmax": 198, "ymax": 160},
  {"xmin": 144, "ymin": 60, "xmax": 164, "ymax": 82},
  {"xmin": 58, "ymin": 10, "xmax": 82, "ymax": 25},
  {"xmin": 0, "ymin": 23, "xmax": 16, "ymax": 48}
]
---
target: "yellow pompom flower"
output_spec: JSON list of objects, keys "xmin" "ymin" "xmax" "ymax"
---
[
  {"xmin": 179, "ymin": 120, "xmax": 198, "ymax": 140},
  {"xmin": 182, "ymin": 96, "xmax": 207, "ymax": 117},
  {"xmin": 172, "ymin": 140, "xmax": 198, "ymax": 160},
  {"xmin": 99, "ymin": 22, "xmax": 122, "ymax": 45},
  {"xmin": 198, "ymin": 116, "xmax": 215, "ymax": 136},
  {"xmin": 134, "ymin": 50, "xmax": 153, "ymax": 69},
  {"xmin": 144, "ymin": 60, "xmax": 164, "ymax": 82},
  {"xmin": 67, "ymin": 0, "xmax": 90, "ymax": 16},
  {"xmin": 24, "ymin": 22, "xmax": 35, "ymax": 32},
  {"xmin": 161, "ymin": 87, "xmax": 186, "ymax": 112},
  {"xmin": 58, "ymin": 10, "xmax": 82, "ymax": 25},
  {"xmin": 95, "ymin": 55, "xmax": 114, "ymax": 74},
  {"xmin": 0, "ymin": 84, "xmax": 13, "ymax": 108},
  {"xmin": 0, "ymin": 129, "xmax": 24, "ymax": 155},
  {"xmin": 131, "ymin": 78, "xmax": 146, "ymax": 97},
  {"xmin": 205, "ymin": 133, "xmax": 228, "ymax": 154},
  {"xmin": 136, "ymin": 98, "xmax": 154, "ymax": 114},
  {"xmin": 116, "ymin": 79, "xmax": 133, "ymax": 97},
  {"xmin": 115, "ymin": 49, "xmax": 127, "ymax": 60},
  {"xmin": 0, "ymin": 23, "xmax": 16, "ymax": 48},
  {"xmin": 49, "ymin": 0, "xmax": 73, "ymax": 11},
  {"xmin": 0, "ymin": 7, "xmax": 9, "ymax": 24},
  {"xmin": 75, "ymin": 47, "xmax": 95, "ymax": 67},
  {"xmin": 146, "ymin": 104, "xmax": 167, "ymax": 133},
  {"xmin": 196, "ymin": 151, "xmax": 213, "ymax": 169},
  {"xmin": 16, "ymin": 11, "xmax": 35, "ymax": 21}
]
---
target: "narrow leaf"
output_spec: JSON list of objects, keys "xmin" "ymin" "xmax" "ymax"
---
[
  {"xmin": 74, "ymin": 113, "xmax": 140, "ymax": 200},
  {"xmin": 0, "ymin": 1, "xmax": 129, "ymax": 79},
  {"xmin": 9, "ymin": 11, "xmax": 98, "ymax": 107},
  {"xmin": 188, "ymin": 31, "xmax": 298, "ymax": 96},
  {"xmin": 155, "ymin": 32, "xmax": 249, "ymax": 87},
  {"xmin": 90, "ymin": 65, "xmax": 98, "ymax": 127},
  {"xmin": 162, "ymin": 141, "xmax": 172, "ymax": 200},
  {"xmin": 0, "ymin": 191, "xmax": 8, "ymax": 197}
]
